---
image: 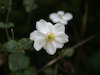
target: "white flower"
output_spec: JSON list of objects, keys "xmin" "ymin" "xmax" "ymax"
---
[
  {"xmin": 30, "ymin": 19, "xmax": 69, "ymax": 55},
  {"xmin": 49, "ymin": 11, "xmax": 73, "ymax": 25}
]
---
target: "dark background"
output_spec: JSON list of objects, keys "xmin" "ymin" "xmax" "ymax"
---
[{"xmin": 0, "ymin": 0, "xmax": 100, "ymax": 75}]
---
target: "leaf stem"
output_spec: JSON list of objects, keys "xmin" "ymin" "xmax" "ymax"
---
[{"xmin": 5, "ymin": 0, "xmax": 12, "ymax": 40}]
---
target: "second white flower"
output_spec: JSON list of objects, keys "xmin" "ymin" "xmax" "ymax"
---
[{"xmin": 49, "ymin": 11, "xmax": 73, "ymax": 25}]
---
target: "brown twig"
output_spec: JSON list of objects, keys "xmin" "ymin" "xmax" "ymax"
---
[
  {"xmin": 38, "ymin": 36, "xmax": 94, "ymax": 72},
  {"xmin": 55, "ymin": 64, "xmax": 58, "ymax": 75}
]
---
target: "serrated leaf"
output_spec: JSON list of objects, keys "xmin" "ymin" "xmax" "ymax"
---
[
  {"xmin": 3, "ymin": 40, "xmax": 18, "ymax": 52},
  {"xmin": 18, "ymin": 38, "xmax": 32, "ymax": 50},
  {"xmin": 23, "ymin": 67, "xmax": 37, "ymax": 75},
  {"xmin": 8, "ymin": 52, "xmax": 30, "ymax": 71}
]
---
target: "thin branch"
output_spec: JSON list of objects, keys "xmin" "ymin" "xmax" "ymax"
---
[
  {"xmin": 5, "ymin": 0, "xmax": 12, "ymax": 40},
  {"xmin": 55, "ymin": 64, "xmax": 58, "ymax": 75},
  {"xmin": 82, "ymin": 1, "xmax": 88, "ymax": 36},
  {"xmin": 5, "ymin": 0, "xmax": 12, "ymax": 24},
  {"xmin": 38, "ymin": 36, "xmax": 94, "ymax": 72}
]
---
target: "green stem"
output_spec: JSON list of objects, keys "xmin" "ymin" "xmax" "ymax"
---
[{"xmin": 5, "ymin": 0, "xmax": 12, "ymax": 40}]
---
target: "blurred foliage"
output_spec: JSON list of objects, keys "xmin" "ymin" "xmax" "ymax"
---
[
  {"xmin": 9, "ymin": 52, "xmax": 30, "ymax": 71},
  {"xmin": 0, "ymin": 22, "xmax": 14, "ymax": 29},
  {"xmin": 10, "ymin": 67, "xmax": 37, "ymax": 75},
  {"xmin": 23, "ymin": 0, "xmax": 37, "ymax": 12},
  {"xmin": 62, "ymin": 48, "xmax": 74, "ymax": 57},
  {"xmin": 3, "ymin": 40, "xmax": 18, "ymax": 52},
  {"xmin": 88, "ymin": 51, "xmax": 100, "ymax": 71},
  {"xmin": 0, "ymin": 0, "xmax": 100, "ymax": 75},
  {"xmin": 18, "ymin": 38, "xmax": 32, "ymax": 50},
  {"xmin": 44, "ymin": 68, "xmax": 54, "ymax": 75},
  {"xmin": 23, "ymin": 67, "xmax": 37, "ymax": 75}
]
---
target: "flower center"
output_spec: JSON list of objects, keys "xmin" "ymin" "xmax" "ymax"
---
[
  {"xmin": 58, "ymin": 14, "xmax": 63, "ymax": 19},
  {"xmin": 46, "ymin": 32, "xmax": 55, "ymax": 42}
]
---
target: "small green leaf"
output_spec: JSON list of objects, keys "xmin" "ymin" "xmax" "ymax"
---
[
  {"xmin": 9, "ymin": 52, "xmax": 30, "ymax": 71},
  {"xmin": 3, "ymin": 40, "xmax": 18, "ymax": 52},
  {"xmin": 0, "ymin": 22, "xmax": 14, "ymax": 29},
  {"xmin": 23, "ymin": 0, "xmax": 37, "ymax": 12},
  {"xmin": 0, "ymin": 22, "xmax": 5, "ymax": 28},
  {"xmin": 7, "ymin": 22, "xmax": 14, "ymax": 28},
  {"xmin": 18, "ymin": 38, "xmax": 32, "ymax": 50},
  {"xmin": 25, "ymin": 6, "xmax": 32, "ymax": 12},
  {"xmin": 23, "ymin": 67, "xmax": 37, "ymax": 75}
]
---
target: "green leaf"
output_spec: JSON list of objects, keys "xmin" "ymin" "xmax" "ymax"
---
[
  {"xmin": 3, "ymin": 40, "xmax": 18, "ymax": 52},
  {"xmin": 8, "ymin": 52, "xmax": 30, "ymax": 71},
  {"xmin": 23, "ymin": 0, "xmax": 37, "ymax": 12},
  {"xmin": 18, "ymin": 38, "xmax": 32, "ymax": 50},
  {"xmin": 7, "ymin": 22, "xmax": 14, "ymax": 28},
  {"xmin": 23, "ymin": 67, "xmax": 37, "ymax": 75},
  {"xmin": 25, "ymin": 6, "xmax": 32, "ymax": 12},
  {"xmin": 0, "ymin": 22, "xmax": 14, "ymax": 29},
  {"xmin": 0, "ymin": 22, "xmax": 5, "ymax": 28},
  {"xmin": 44, "ymin": 68, "xmax": 54, "ymax": 75}
]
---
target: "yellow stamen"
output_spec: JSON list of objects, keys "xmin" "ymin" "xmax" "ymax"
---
[
  {"xmin": 59, "ymin": 14, "xmax": 63, "ymax": 19},
  {"xmin": 46, "ymin": 32, "xmax": 55, "ymax": 42}
]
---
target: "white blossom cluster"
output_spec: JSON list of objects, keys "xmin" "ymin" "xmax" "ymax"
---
[{"xmin": 30, "ymin": 11, "xmax": 73, "ymax": 55}]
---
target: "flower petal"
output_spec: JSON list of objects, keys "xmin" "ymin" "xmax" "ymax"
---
[
  {"xmin": 36, "ymin": 19, "xmax": 49, "ymax": 35},
  {"xmin": 44, "ymin": 41, "xmax": 57, "ymax": 55},
  {"xmin": 30, "ymin": 30, "xmax": 45, "ymax": 41},
  {"xmin": 54, "ymin": 40, "xmax": 64, "ymax": 49},
  {"xmin": 55, "ymin": 32, "xmax": 69, "ymax": 43},
  {"xmin": 60, "ymin": 19, "xmax": 68, "ymax": 25},
  {"xmin": 54, "ymin": 23, "xmax": 65, "ymax": 34},
  {"xmin": 34, "ymin": 39, "xmax": 46, "ymax": 51},
  {"xmin": 47, "ymin": 22, "xmax": 54, "ymax": 33},
  {"xmin": 49, "ymin": 13, "xmax": 60, "ymax": 23},
  {"xmin": 57, "ymin": 11, "xmax": 64, "ymax": 15},
  {"xmin": 64, "ymin": 12, "xmax": 73, "ymax": 21}
]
